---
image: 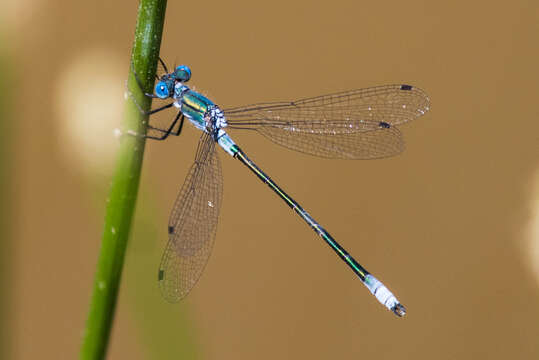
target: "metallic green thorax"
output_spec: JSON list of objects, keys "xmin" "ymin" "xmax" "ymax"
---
[{"xmin": 180, "ymin": 89, "xmax": 214, "ymax": 130}]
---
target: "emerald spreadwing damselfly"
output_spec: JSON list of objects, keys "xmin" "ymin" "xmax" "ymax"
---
[{"xmin": 129, "ymin": 59, "xmax": 430, "ymax": 317}]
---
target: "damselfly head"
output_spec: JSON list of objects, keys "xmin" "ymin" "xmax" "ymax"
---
[
  {"xmin": 155, "ymin": 79, "xmax": 174, "ymax": 99},
  {"xmin": 154, "ymin": 65, "xmax": 191, "ymax": 98},
  {"xmin": 174, "ymin": 65, "xmax": 191, "ymax": 83}
]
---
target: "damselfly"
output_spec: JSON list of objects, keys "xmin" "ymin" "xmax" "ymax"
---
[{"xmin": 131, "ymin": 60, "xmax": 430, "ymax": 317}]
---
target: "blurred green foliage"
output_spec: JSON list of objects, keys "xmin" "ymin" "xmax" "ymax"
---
[
  {"xmin": 127, "ymin": 192, "xmax": 200, "ymax": 358},
  {"xmin": 0, "ymin": 31, "xmax": 13, "ymax": 359}
]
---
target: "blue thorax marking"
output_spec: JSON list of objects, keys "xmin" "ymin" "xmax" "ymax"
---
[
  {"xmin": 172, "ymin": 83, "xmax": 236, "ymax": 155},
  {"xmin": 174, "ymin": 84, "xmax": 215, "ymax": 131}
]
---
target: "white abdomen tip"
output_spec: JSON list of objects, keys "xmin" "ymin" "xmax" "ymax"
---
[{"xmin": 364, "ymin": 274, "xmax": 406, "ymax": 317}]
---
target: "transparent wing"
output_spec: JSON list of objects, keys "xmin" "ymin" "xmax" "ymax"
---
[
  {"xmin": 254, "ymin": 124, "xmax": 404, "ymax": 159},
  {"xmin": 224, "ymin": 84, "xmax": 429, "ymax": 159},
  {"xmin": 158, "ymin": 132, "xmax": 223, "ymax": 302}
]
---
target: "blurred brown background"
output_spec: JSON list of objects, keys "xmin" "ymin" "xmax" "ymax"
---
[{"xmin": 2, "ymin": 0, "xmax": 539, "ymax": 359}]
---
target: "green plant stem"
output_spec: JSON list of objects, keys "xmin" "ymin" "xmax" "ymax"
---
[{"xmin": 80, "ymin": 1, "xmax": 167, "ymax": 359}]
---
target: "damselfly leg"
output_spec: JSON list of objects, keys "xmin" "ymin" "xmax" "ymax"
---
[{"xmin": 128, "ymin": 59, "xmax": 185, "ymax": 140}]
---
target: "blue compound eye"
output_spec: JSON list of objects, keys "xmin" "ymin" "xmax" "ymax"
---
[
  {"xmin": 155, "ymin": 81, "xmax": 170, "ymax": 98},
  {"xmin": 174, "ymin": 65, "xmax": 191, "ymax": 82}
]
